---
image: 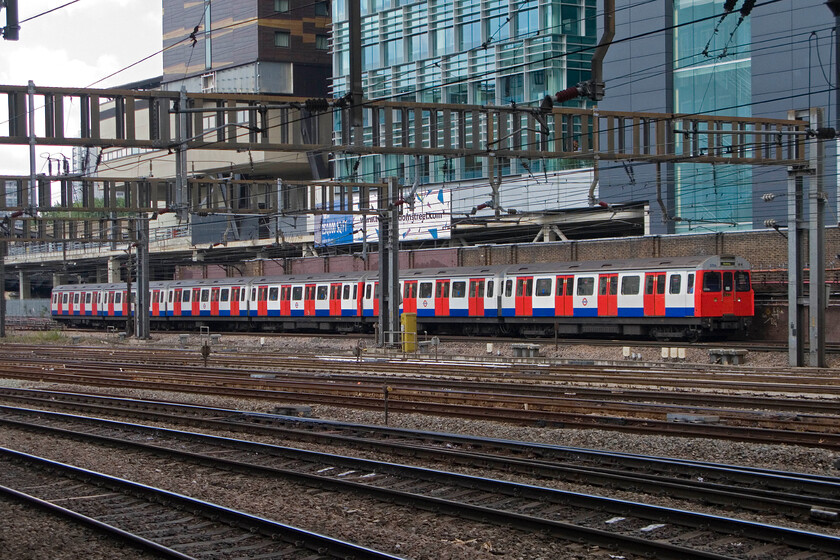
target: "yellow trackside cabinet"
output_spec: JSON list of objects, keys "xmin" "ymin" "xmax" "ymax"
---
[{"xmin": 401, "ymin": 312, "xmax": 417, "ymax": 352}]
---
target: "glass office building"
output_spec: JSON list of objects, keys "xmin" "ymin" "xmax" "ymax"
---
[
  {"xmin": 329, "ymin": 0, "xmax": 597, "ymax": 184},
  {"xmin": 673, "ymin": 0, "xmax": 753, "ymax": 232}
]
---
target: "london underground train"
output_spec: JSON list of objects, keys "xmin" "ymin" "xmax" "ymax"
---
[{"xmin": 52, "ymin": 255, "xmax": 753, "ymax": 340}]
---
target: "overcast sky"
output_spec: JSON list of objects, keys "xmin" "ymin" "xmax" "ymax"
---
[{"xmin": 2, "ymin": 0, "xmax": 162, "ymax": 175}]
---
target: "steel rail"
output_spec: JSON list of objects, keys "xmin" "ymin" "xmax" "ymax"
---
[
  {"xmin": 2, "ymin": 409, "xmax": 838, "ymax": 559},
  {"xmin": 0, "ymin": 447, "xmax": 404, "ymax": 560},
  {"xmin": 1, "ymin": 396, "xmax": 839, "ymax": 523},
  {"xmin": 2, "ymin": 362, "xmax": 840, "ymax": 448}
]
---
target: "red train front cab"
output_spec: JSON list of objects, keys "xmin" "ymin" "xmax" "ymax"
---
[{"xmin": 695, "ymin": 256, "xmax": 753, "ymax": 319}]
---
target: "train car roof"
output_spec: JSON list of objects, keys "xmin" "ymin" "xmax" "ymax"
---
[
  {"xmin": 53, "ymin": 255, "xmax": 749, "ymax": 292},
  {"xmin": 403, "ymin": 256, "xmax": 748, "ymax": 278}
]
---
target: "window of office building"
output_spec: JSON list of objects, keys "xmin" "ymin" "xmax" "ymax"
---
[{"xmin": 274, "ymin": 30, "xmax": 290, "ymax": 48}]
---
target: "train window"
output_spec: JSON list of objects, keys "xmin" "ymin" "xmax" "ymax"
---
[
  {"xmin": 317, "ymin": 286, "xmax": 328, "ymax": 300},
  {"xmin": 610, "ymin": 278, "xmax": 618, "ymax": 295},
  {"xmin": 343, "ymin": 285, "xmax": 351, "ymax": 299},
  {"xmin": 220, "ymin": 289, "xmax": 228, "ymax": 302},
  {"xmin": 452, "ymin": 281, "xmax": 466, "ymax": 298},
  {"xmin": 477, "ymin": 280, "xmax": 485, "ymax": 298},
  {"xmin": 250, "ymin": 288, "xmax": 257, "ymax": 301},
  {"xmin": 657, "ymin": 275, "xmax": 666, "ymax": 295},
  {"xmin": 419, "ymin": 282, "xmax": 432, "ymax": 298},
  {"xmin": 621, "ymin": 276, "xmax": 640, "ymax": 295},
  {"xmin": 353, "ymin": 285, "xmax": 358, "ymax": 299},
  {"xmin": 374, "ymin": 283, "xmax": 380, "ymax": 298},
  {"xmin": 598, "ymin": 277, "xmax": 608, "ymax": 296},
  {"xmin": 722, "ymin": 272, "xmax": 733, "ymax": 292},
  {"xmin": 115, "ymin": 293, "xmax": 122, "ymax": 304},
  {"xmin": 576, "ymin": 277, "xmax": 594, "ymax": 296},
  {"xmin": 209, "ymin": 290, "xmax": 218, "ymax": 302},
  {"xmin": 85, "ymin": 293, "xmax": 92, "ymax": 303},
  {"xmin": 241, "ymin": 288, "xmax": 246, "ymax": 301},
  {"xmin": 535, "ymin": 278, "xmax": 552, "ymax": 297},
  {"xmin": 645, "ymin": 275, "xmax": 654, "ymax": 295},
  {"xmin": 63, "ymin": 293, "xmax": 69, "ymax": 303},
  {"xmin": 365, "ymin": 284, "xmax": 372, "ymax": 299},
  {"xmin": 687, "ymin": 274, "xmax": 695, "ymax": 294},
  {"xmin": 702, "ymin": 271, "xmax": 721, "ymax": 292},
  {"xmin": 74, "ymin": 293, "xmax": 80, "ymax": 304},
  {"xmin": 669, "ymin": 275, "xmax": 681, "ymax": 294},
  {"xmin": 258, "ymin": 287, "xmax": 268, "ymax": 302},
  {"xmin": 436, "ymin": 282, "xmax": 449, "ymax": 298},
  {"xmin": 292, "ymin": 286, "xmax": 303, "ymax": 300},
  {"xmin": 556, "ymin": 278, "xmax": 564, "ymax": 296},
  {"xmin": 469, "ymin": 281, "xmax": 477, "ymax": 298},
  {"xmin": 168, "ymin": 291, "xmax": 173, "ymax": 303},
  {"xmin": 504, "ymin": 279, "xmax": 512, "ymax": 298},
  {"xmin": 735, "ymin": 271, "xmax": 750, "ymax": 292},
  {"xmin": 516, "ymin": 279, "xmax": 525, "ymax": 297},
  {"xmin": 201, "ymin": 290, "xmax": 210, "ymax": 303},
  {"xmin": 487, "ymin": 280, "xmax": 494, "ymax": 298},
  {"xmin": 180, "ymin": 290, "xmax": 189, "ymax": 302},
  {"xmin": 269, "ymin": 287, "xmax": 279, "ymax": 301}
]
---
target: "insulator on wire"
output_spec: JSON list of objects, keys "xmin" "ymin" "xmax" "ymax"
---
[{"xmin": 762, "ymin": 193, "xmax": 776, "ymax": 202}]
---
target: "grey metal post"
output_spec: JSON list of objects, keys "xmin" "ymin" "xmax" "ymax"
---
[
  {"xmin": 0, "ymin": 241, "xmax": 6, "ymax": 338},
  {"xmin": 387, "ymin": 177, "xmax": 400, "ymax": 346},
  {"xmin": 27, "ymin": 81, "xmax": 37, "ymax": 212},
  {"xmin": 787, "ymin": 166, "xmax": 806, "ymax": 367},
  {"xmin": 135, "ymin": 217, "xmax": 150, "ymax": 340},
  {"xmin": 175, "ymin": 87, "xmax": 189, "ymax": 218},
  {"xmin": 808, "ymin": 108, "xmax": 826, "ymax": 367},
  {"xmin": 377, "ymin": 177, "xmax": 401, "ymax": 347}
]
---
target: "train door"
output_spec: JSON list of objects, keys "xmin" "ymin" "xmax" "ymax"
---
[
  {"xmin": 190, "ymin": 288, "xmax": 199, "ymax": 316},
  {"xmin": 720, "ymin": 271, "xmax": 735, "ymax": 315},
  {"xmin": 515, "ymin": 277, "xmax": 533, "ymax": 316},
  {"xmin": 329, "ymin": 283, "xmax": 342, "ymax": 316},
  {"xmin": 644, "ymin": 272, "xmax": 666, "ymax": 316},
  {"xmin": 403, "ymin": 281, "xmax": 418, "ymax": 313},
  {"xmin": 555, "ymin": 275, "xmax": 573, "ymax": 316},
  {"xmin": 152, "ymin": 290, "xmax": 160, "ymax": 316},
  {"xmin": 357, "ymin": 281, "xmax": 365, "ymax": 316},
  {"xmin": 230, "ymin": 287, "xmax": 240, "ymax": 316},
  {"xmin": 598, "ymin": 274, "xmax": 618, "ymax": 316},
  {"xmin": 173, "ymin": 288, "xmax": 182, "ymax": 316},
  {"xmin": 468, "ymin": 279, "xmax": 485, "ymax": 316},
  {"xmin": 434, "ymin": 279, "xmax": 449, "ymax": 316},
  {"xmin": 257, "ymin": 286, "xmax": 268, "ymax": 316},
  {"xmin": 373, "ymin": 282, "xmax": 380, "ymax": 316},
  {"xmin": 211, "ymin": 287, "xmax": 220, "ymax": 316},
  {"xmin": 56, "ymin": 292, "xmax": 64, "ymax": 315},
  {"xmin": 304, "ymin": 284, "xmax": 316, "ymax": 316},
  {"xmin": 279, "ymin": 286, "xmax": 291, "ymax": 316},
  {"xmin": 91, "ymin": 291, "xmax": 98, "ymax": 316}
]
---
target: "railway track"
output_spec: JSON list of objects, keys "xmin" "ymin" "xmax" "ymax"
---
[
  {"xmin": 1, "ymin": 389, "xmax": 839, "ymax": 524},
  {"xmin": 0, "ymin": 447, "xmax": 402, "ymax": 560},
  {"xmin": 1, "ymin": 345, "xmax": 840, "ymax": 448},
  {"xmin": 2, "ymin": 403, "xmax": 839, "ymax": 559}
]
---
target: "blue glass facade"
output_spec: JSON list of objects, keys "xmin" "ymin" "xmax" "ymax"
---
[
  {"xmin": 330, "ymin": 0, "xmax": 597, "ymax": 183},
  {"xmin": 673, "ymin": 0, "xmax": 753, "ymax": 232}
]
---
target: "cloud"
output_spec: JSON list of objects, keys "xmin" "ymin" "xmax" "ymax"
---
[{"xmin": 1, "ymin": 1, "xmax": 162, "ymax": 174}]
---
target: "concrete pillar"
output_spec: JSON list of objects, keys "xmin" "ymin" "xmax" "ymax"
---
[
  {"xmin": 108, "ymin": 257, "xmax": 121, "ymax": 283},
  {"xmin": 52, "ymin": 272, "xmax": 67, "ymax": 288},
  {"xmin": 95, "ymin": 266, "xmax": 108, "ymax": 283},
  {"xmin": 17, "ymin": 271, "xmax": 31, "ymax": 300}
]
